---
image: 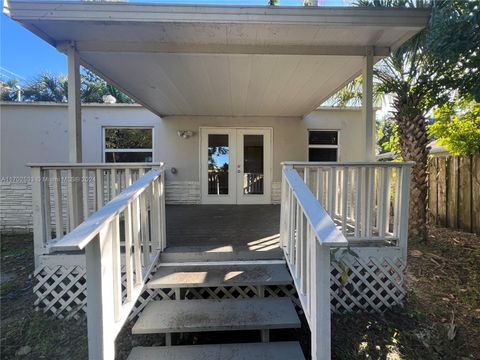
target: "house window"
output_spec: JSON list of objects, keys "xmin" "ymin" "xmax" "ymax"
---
[
  {"xmin": 103, "ymin": 127, "xmax": 153, "ymax": 163},
  {"xmin": 308, "ymin": 130, "xmax": 339, "ymax": 162}
]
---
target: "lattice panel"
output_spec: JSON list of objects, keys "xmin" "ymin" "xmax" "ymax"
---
[
  {"xmin": 34, "ymin": 256, "xmax": 405, "ymax": 319},
  {"xmin": 34, "ymin": 265, "xmax": 87, "ymax": 320},
  {"xmin": 330, "ymin": 256, "xmax": 406, "ymax": 313}
]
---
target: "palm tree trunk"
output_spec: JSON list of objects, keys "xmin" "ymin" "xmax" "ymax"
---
[{"xmin": 393, "ymin": 94, "xmax": 430, "ymax": 241}]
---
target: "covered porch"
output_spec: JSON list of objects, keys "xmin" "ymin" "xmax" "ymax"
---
[{"xmin": 5, "ymin": 1, "xmax": 430, "ymax": 359}]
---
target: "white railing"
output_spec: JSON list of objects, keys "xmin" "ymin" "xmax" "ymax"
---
[
  {"xmin": 279, "ymin": 161, "xmax": 412, "ymax": 359},
  {"xmin": 50, "ymin": 166, "xmax": 166, "ymax": 360},
  {"xmin": 243, "ymin": 172, "xmax": 264, "ymax": 194},
  {"xmin": 280, "ymin": 167, "xmax": 348, "ymax": 360},
  {"xmin": 29, "ymin": 163, "xmax": 161, "ymax": 262},
  {"xmin": 282, "ymin": 162, "xmax": 412, "ymax": 260}
]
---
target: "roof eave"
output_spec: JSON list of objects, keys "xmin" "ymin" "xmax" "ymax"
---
[{"xmin": 4, "ymin": 1, "xmax": 430, "ymax": 28}]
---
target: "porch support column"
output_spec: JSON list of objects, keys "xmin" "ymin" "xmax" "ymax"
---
[
  {"xmin": 362, "ymin": 47, "xmax": 375, "ymax": 161},
  {"xmin": 67, "ymin": 42, "xmax": 84, "ymax": 227},
  {"xmin": 67, "ymin": 41, "xmax": 82, "ymax": 163}
]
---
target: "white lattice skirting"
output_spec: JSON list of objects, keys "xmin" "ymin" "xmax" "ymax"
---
[
  {"xmin": 33, "ymin": 255, "xmax": 405, "ymax": 319},
  {"xmin": 331, "ymin": 255, "xmax": 406, "ymax": 313}
]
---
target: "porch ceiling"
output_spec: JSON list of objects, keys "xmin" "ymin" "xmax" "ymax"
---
[{"xmin": 5, "ymin": 1, "xmax": 430, "ymax": 117}]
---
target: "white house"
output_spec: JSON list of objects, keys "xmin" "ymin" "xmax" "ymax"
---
[
  {"xmin": 4, "ymin": 1, "xmax": 430, "ymax": 360},
  {"xmin": 1, "ymin": 102, "xmax": 369, "ymax": 231}
]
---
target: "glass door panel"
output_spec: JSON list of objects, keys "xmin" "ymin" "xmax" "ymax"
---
[
  {"xmin": 208, "ymin": 134, "xmax": 230, "ymax": 195},
  {"xmin": 243, "ymin": 134, "xmax": 264, "ymax": 195},
  {"xmin": 236, "ymin": 129, "xmax": 271, "ymax": 205},
  {"xmin": 201, "ymin": 128, "xmax": 237, "ymax": 204}
]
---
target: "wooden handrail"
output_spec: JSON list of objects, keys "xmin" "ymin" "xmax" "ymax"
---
[
  {"xmin": 283, "ymin": 168, "xmax": 347, "ymax": 247},
  {"xmin": 50, "ymin": 168, "xmax": 162, "ymax": 252},
  {"xmin": 46, "ymin": 167, "xmax": 166, "ymax": 359},
  {"xmin": 282, "ymin": 161, "xmax": 414, "ymax": 167},
  {"xmin": 281, "ymin": 166, "xmax": 349, "ymax": 360},
  {"xmin": 282, "ymin": 161, "xmax": 412, "ymax": 253},
  {"xmin": 30, "ymin": 163, "xmax": 164, "ymax": 265},
  {"xmin": 279, "ymin": 162, "xmax": 412, "ymax": 360},
  {"xmin": 27, "ymin": 162, "xmax": 163, "ymax": 169}
]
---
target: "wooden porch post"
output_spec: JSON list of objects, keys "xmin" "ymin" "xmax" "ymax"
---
[
  {"xmin": 362, "ymin": 47, "xmax": 375, "ymax": 162},
  {"xmin": 67, "ymin": 42, "xmax": 84, "ymax": 227},
  {"xmin": 68, "ymin": 42, "xmax": 82, "ymax": 163}
]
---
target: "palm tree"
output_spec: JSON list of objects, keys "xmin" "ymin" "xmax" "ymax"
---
[
  {"xmin": 23, "ymin": 73, "xmax": 68, "ymax": 102},
  {"xmin": 324, "ymin": 76, "xmax": 384, "ymax": 108},
  {"xmin": 356, "ymin": 0, "xmax": 478, "ymax": 240},
  {"xmin": 81, "ymin": 70, "xmax": 106, "ymax": 103},
  {"xmin": 0, "ymin": 79, "xmax": 20, "ymax": 101},
  {"xmin": 375, "ymin": 41, "xmax": 432, "ymax": 240},
  {"xmin": 13, "ymin": 70, "xmax": 134, "ymax": 104},
  {"xmin": 354, "ymin": 0, "xmax": 435, "ymax": 240}
]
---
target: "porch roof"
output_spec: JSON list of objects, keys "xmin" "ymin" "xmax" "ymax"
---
[{"xmin": 5, "ymin": 1, "xmax": 430, "ymax": 117}]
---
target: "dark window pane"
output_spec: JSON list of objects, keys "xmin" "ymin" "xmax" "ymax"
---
[
  {"xmin": 105, "ymin": 128, "xmax": 152, "ymax": 149},
  {"xmin": 208, "ymin": 134, "xmax": 229, "ymax": 195},
  {"xmin": 105, "ymin": 152, "xmax": 153, "ymax": 163},
  {"xmin": 309, "ymin": 131, "xmax": 338, "ymax": 145},
  {"xmin": 243, "ymin": 135, "xmax": 264, "ymax": 195},
  {"xmin": 243, "ymin": 135, "xmax": 264, "ymax": 174},
  {"xmin": 309, "ymin": 148, "xmax": 338, "ymax": 162}
]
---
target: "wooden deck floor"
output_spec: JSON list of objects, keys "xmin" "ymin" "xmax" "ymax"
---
[{"xmin": 164, "ymin": 205, "xmax": 282, "ymax": 260}]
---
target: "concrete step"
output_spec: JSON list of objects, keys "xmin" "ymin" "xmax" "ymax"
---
[
  {"xmin": 160, "ymin": 245, "xmax": 284, "ymax": 262},
  {"xmin": 127, "ymin": 342, "xmax": 305, "ymax": 360},
  {"xmin": 148, "ymin": 263, "xmax": 292, "ymax": 289},
  {"xmin": 132, "ymin": 298, "xmax": 300, "ymax": 334}
]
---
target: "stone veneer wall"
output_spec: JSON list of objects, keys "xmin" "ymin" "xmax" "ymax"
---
[
  {"xmin": 0, "ymin": 181, "xmax": 202, "ymax": 234},
  {"xmin": 271, "ymin": 181, "xmax": 282, "ymax": 204},
  {"xmin": 165, "ymin": 181, "xmax": 201, "ymax": 204},
  {"xmin": 0, "ymin": 182, "xmax": 33, "ymax": 233}
]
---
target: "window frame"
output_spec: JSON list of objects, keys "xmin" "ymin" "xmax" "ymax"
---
[
  {"xmin": 102, "ymin": 126, "xmax": 154, "ymax": 163},
  {"xmin": 307, "ymin": 129, "xmax": 340, "ymax": 162}
]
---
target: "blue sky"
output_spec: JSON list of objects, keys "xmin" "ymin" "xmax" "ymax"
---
[{"xmin": 1, "ymin": 0, "xmax": 349, "ymax": 84}]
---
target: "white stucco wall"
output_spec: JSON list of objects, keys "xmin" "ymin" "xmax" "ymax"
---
[
  {"xmin": 0, "ymin": 102, "xmax": 161, "ymax": 177},
  {"xmin": 0, "ymin": 102, "xmax": 367, "ymax": 232},
  {"xmin": 159, "ymin": 108, "xmax": 366, "ymax": 184}
]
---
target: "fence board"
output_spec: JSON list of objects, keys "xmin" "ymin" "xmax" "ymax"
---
[
  {"xmin": 428, "ymin": 158, "xmax": 438, "ymax": 224},
  {"xmin": 458, "ymin": 157, "xmax": 472, "ymax": 232},
  {"xmin": 437, "ymin": 158, "xmax": 447, "ymax": 227},
  {"xmin": 428, "ymin": 155, "xmax": 479, "ymax": 234},
  {"xmin": 473, "ymin": 157, "xmax": 480, "ymax": 234},
  {"xmin": 446, "ymin": 157, "xmax": 459, "ymax": 229}
]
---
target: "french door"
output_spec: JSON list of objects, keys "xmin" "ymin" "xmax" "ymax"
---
[{"xmin": 200, "ymin": 127, "xmax": 272, "ymax": 204}]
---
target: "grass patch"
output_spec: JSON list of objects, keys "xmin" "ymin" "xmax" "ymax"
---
[
  {"xmin": 1, "ymin": 227, "xmax": 479, "ymax": 359},
  {"xmin": 331, "ymin": 226, "xmax": 480, "ymax": 359},
  {"xmin": 0, "ymin": 234, "xmax": 87, "ymax": 359}
]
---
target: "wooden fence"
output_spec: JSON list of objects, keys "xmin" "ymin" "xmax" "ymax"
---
[{"xmin": 428, "ymin": 155, "xmax": 480, "ymax": 234}]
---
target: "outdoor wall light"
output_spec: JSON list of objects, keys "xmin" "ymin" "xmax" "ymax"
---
[{"xmin": 177, "ymin": 130, "xmax": 194, "ymax": 139}]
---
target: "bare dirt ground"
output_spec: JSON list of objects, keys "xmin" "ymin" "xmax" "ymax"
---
[
  {"xmin": 331, "ymin": 226, "xmax": 480, "ymax": 360},
  {"xmin": 1, "ymin": 226, "xmax": 479, "ymax": 359}
]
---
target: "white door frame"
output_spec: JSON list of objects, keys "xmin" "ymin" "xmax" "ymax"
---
[{"xmin": 199, "ymin": 127, "xmax": 273, "ymax": 205}]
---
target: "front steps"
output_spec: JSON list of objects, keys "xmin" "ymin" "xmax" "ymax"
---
[
  {"xmin": 127, "ymin": 261, "xmax": 304, "ymax": 359},
  {"xmin": 128, "ymin": 342, "xmax": 305, "ymax": 360},
  {"xmin": 132, "ymin": 298, "xmax": 300, "ymax": 334},
  {"xmin": 148, "ymin": 263, "xmax": 292, "ymax": 288},
  {"xmin": 160, "ymin": 245, "xmax": 284, "ymax": 262}
]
